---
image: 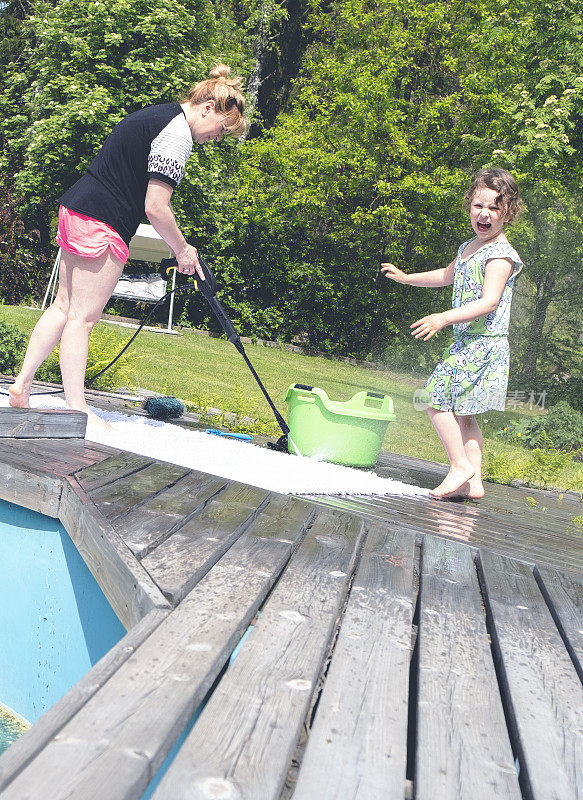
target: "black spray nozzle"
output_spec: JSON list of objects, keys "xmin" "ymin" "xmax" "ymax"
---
[
  {"xmin": 160, "ymin": 256, "xmax": 217, "ymax": 299},
  {"xmin": 160, "ymin": 255, "xmax": 239, "ymax": 344},
  {"xmin": 160, "ymin": 252, "xmax": 290, "ymax": 441}
]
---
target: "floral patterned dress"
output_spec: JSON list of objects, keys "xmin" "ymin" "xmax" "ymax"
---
[{"xmin": 424, "ymin": 238, "xmax": 523, "ymax": 415}]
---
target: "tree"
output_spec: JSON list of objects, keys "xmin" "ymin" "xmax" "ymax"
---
[
  {"xmin": 0, "ymin": 0, "xmax": 231, "ymax": 302},
  {"xmin": 225, "ymin": 0, "xmax": 522, "ymax": 355},
  {"xmin": 493, "ymin": 0, "xmax": 583, "ymax": 387},
  {"xmin": 0, "ymin": 0, "xmax": 47, "ymax": 304}
]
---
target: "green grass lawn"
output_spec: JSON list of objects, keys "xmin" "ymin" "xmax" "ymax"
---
[{"xmin": 2, "ymin": 304, "xmax": 582, "ymax": 492}]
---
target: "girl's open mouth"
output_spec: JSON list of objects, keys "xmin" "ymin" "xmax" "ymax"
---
[{"xmin": 477, "ymin": 221, "xmax": 491, "ymax": 232}]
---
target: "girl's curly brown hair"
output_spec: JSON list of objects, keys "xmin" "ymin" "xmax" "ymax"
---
[{"xmin": 463, "ymin": 168, "xmax": 522, "ymax": 222}]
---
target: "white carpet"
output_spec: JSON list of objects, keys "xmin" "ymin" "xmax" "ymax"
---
[{"xmin": 1, "ymin": 394, "xmax": 429, "ymax": 497}]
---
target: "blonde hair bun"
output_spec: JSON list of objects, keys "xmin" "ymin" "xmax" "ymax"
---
[
  {"xmin": 209, "ymin": 63, "xmax": 243, "ymax": 92},
  {"xmin": 209, "ymin": 64, "xmax": 231, "ymax": 80}
]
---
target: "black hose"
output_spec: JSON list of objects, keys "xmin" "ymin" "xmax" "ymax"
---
[
  {"xmin": 0, "ymin": 281, "xmax": 193, "ymax": 398},
  {"xmin": 1, "ymin": 256, "xmax": 290, "ymax": 442}
]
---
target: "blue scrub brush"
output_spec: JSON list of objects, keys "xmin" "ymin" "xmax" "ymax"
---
[{"xmin": 143, "ymin": 396, "xmax": 185, "ymax": 420}]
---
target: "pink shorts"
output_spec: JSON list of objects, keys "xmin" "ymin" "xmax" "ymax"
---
[{"xmin": 56, "ymin": 206, "xmax": 129, "ymax": 264}]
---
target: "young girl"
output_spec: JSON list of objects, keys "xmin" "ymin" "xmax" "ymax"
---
[{"xmin": 382, "ymin": 168, "xmax": 523, "ymax": 499}]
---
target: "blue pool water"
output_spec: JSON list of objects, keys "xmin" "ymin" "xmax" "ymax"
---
[{"xmin": 0, "ymin": 499, "xmax": 126, "ymax": 756}]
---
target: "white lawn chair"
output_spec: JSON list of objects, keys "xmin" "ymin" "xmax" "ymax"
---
[{"xmin": 42, "ymin": 224, "xmax": 178, "ymax": 332}]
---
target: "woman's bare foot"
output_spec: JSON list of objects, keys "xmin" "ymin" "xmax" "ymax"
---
[
  {"xmin": 430, "ymin": 464, "xmax": 475, "ymax": 500},
  {"xmin": 8, "ymin": 380, "xmax": 32, "ymax": 408},
  {"xmin": 73, "ymin": 406, "xmax": 114, "ymax": 434}
]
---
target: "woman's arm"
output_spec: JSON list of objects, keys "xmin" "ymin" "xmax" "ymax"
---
[
  {"xmin": 145, "ymin": 179, "xmax": 205, "ymax": 280},
  {"xmin": 381, "ymin": 260, "xmax": 456, "ymax": 288},
  {"xmin": 410, "ymin": 258, "xmax": 513, "ymax": 340}
]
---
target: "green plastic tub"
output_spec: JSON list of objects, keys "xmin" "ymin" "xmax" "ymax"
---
[{"xmin": 284, "ymin": 384, "xmax": 396, "ymax": 467}]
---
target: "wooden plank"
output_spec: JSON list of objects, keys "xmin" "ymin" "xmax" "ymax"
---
[
  {"xmin": 87, "ymin": 461, "xmax": 190, "ymax": 520},
  {"xmin": 114, "ymin": 470, "xmax": 230, "ymax": 558},
  {"xmin": 374, "ymin": 452, "xmax": 445, "ymax": 490},
  {"xmin": 35, "ymin": 437, "xmax": 118, "ymax": 470},
  {"xmin": 0, "ymin": 607, "xmax": 168, "ymax": 793},
  {"xmin": 330, "ymin": 492, "xmax": 583, "ymax": 544},
  {"xmin": 74, "ymin": 451, "xmax": 153, "ymax": 492},
  {"xmin": 0, "ymin": 439, "xmax": 98, "ymax": 478},
  {"xmin": 336, "ymin": 482, "xmax": 583, "ymax": 529},
  {"xmin": 0, "ymin": 459, "xmax": 62, "ymax": 517},
  {"xmin": 57, "ymin": 437, "xmax": 118, "ymax": 458},
  {"xmin": 59, "ymin": 478, "xmax": 171, "ymax": 629},
  {"xmin": 290, "ymin": 524, "xmax": 417, "ymax": 800},
  {"xmin": 0, "ymin": 440, "xmax": 114, "ymax": 484},
  {"xmin": 0, "ymin": 496, "xmax": 316, "ymax": 800},
  {"xmin": 479, "ymin": 550, "xmax": 583, "ymax": 799},
  {"xmin": 416, "ymin": 536, "xmax": 520, "ymax": 800},
  {"xmin": 311, "ymin": 494, "xmax": 583, "ymax": 574},
  {"xmin": 141, "ymin": 483, "xmax": 271, "ymax": 604},
  {"xmin": 0, "ymin": 407, "xmax": 87, "ymax": 438},
  {"xmin": 151, "ymin": 509, "xmax": 365, "ymax": 800},
  {"xmin": 535, "ymin": 566, "xmax": 583, "ymax": 681},
  {"xmin": 377, "ymin": 451, "xmax": 583, "ymax": 510},
  {"xmin": 483, "ymin": 485, "xmax": 578, "ymax": 521}
]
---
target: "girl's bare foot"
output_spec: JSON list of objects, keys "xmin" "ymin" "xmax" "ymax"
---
[
  {"xmin": 430, "ymin": 464, "xmax": 475, "ymax": 499},
  {"xmin": 8, "ymin": 380, "xmax": 32, "ymax": 408},
  {"xmin": 457, "ymin": 475, "xmax": 485, "ymax": 500}
]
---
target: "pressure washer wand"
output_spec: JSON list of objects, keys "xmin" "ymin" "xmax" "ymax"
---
[
  {"xmin": 237, "ymin": 346, "xmax": 290, "ymax": 438},
  {"xmin": 161, "ymin": 257, "xmax": 290, "ymax": 444}
]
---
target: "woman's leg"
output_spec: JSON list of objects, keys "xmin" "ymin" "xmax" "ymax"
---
[
  {"xmin": 426, "ymin": 408, "xmax": 475, "ymax": 498},
  {"xmin": 458, "ymin": 414, "xmax": 485, "ymax": 498},
  {"xmin": 9, "ymin": 256, "xmax": 73, "ymax": 407},
  {"xmin": 57, "ymin": 249, "xmax": 125, "ymax": 415}
]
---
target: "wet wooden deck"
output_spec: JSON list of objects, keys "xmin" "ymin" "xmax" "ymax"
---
[{"xmin": 0, "ymin": 436, "xmax": 582, "ymax": 799}]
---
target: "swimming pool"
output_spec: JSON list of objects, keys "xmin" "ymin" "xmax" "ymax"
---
[{"xmin": 0, "ymin": 499, "xmax": 126, "ymax": 756}]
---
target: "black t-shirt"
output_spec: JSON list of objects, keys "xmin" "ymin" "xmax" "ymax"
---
[{"xmin": 59, "ymin": 103, "xmax": 193, "ymax": 245}]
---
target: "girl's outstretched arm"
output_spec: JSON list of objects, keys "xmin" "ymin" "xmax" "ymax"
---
[
  {"xmin": 410, "ymin": 257, "xmax": 513, "ymax": 340},
  {"xmin": 381, "ymin": 259, "xmax": 455, "ymax": 288}
]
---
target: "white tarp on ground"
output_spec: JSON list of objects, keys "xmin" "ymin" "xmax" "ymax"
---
[{"xmin": 0, "ymin": 394, "xmax": 429, "ymax": 497}]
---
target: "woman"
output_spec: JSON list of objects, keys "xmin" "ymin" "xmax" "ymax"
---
[{"xmin": 10, "ymin": 65, "xmax": 245, "ymax": 428}]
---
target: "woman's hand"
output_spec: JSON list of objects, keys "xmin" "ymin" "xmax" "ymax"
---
[
  {"xmin": 176, "ymin": 243, "xmax": 205, "ymax": 281},
  {"xmin": 410, "ymin": 312, "xmax": 447, "ymax": 340},
  {"xmin": 145, "ymin": 179, "xmax": 206, "ymax": 282},
  {"xmin": 381, "ymin": 263, "xmax": 409, "ymax": 283}
]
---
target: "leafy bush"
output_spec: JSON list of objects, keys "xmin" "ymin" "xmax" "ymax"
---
[
  {"xmin": 522, "ymin": 449, "xmax": 573, "ymax": 489},
  {"xmin": 36, "ymin": 354, "xmax": 61, "ymax": 383},
  {"xmin": 0, "ymin": 320, "xmax": 27, "ymax": 374},
  {"xmin": 483, "ymin": 453, "xmax": 525, "ymax": 484},
  {"xmin": 483, "ymin": 447, "xmax": 575, "ymax": 490},
  {"xmin": 33, "ymin": 326, "xmax": 138, "ymax": 391},
  {"xmin": 497, "ymin": 417, "xmax": 544, "ymax": 449},
  {"xmin": 85, "ymin": 326, "xmax": 139, "ymax": 391},
  {"xmin": 497, "ymin": 402, "xmax": 583, "ymax": 452},
  {"xmin": 545, "ymin": 378, "xmax": 583, "ymax": 414}
]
